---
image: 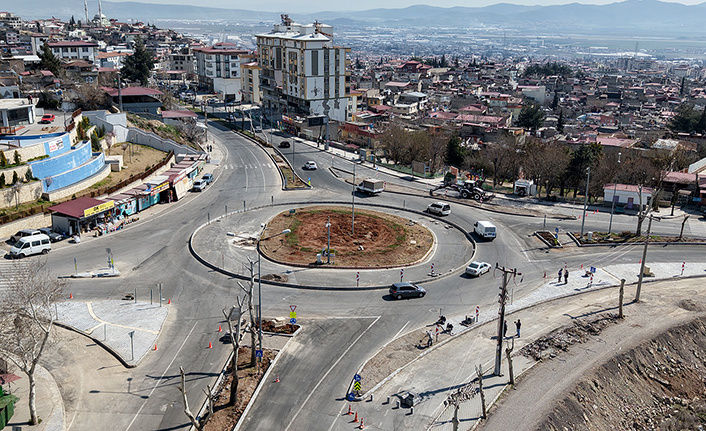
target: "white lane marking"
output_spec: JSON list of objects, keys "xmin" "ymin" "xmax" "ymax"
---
[
  {"xmin": 124, "ymin": 321, "xmax": 198, "ymax": 431},
  {"xmin": 283, "ymin": 316, "xmax": 381, "ymax": 431},
  {"xmin": 392, "ymin": 321, "xmax": 410, "ymax": 340}
]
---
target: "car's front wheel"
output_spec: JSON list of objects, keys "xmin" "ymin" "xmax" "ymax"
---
[
  {"xmin": 396, "ymin": 294, "xmax": 402, "ymax": 300},
  {"xmin": 419, "ymin": 292, "xmax": 425, "ymax": 298}
]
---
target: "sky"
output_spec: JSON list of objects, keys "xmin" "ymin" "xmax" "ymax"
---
[{"xmin": 106, "ymin": 0, "xmax": 706, "ymax": 11}]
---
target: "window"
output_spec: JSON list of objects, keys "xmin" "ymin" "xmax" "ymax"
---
[
  {"xmin": 311, "ymin": 50, "xmax": 319, "ymax": 75},
  {"xmin": 41, "ymin": 239, "xmax": 49, "ymax": 245},
  {"xmin": 32, "ymin": 240, "xmax": 40, "ymax": 247},
  {"xmin": 82, "ymin": 47, "xmax": 89, "ymax": 52}
]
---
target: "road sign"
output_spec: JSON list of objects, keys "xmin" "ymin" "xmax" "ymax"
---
[
  {"xmin": 348, "ymin": 392, "xmax": 356, "ymax": 401},
  {"xmin": 290, "ymin": 305, "xmax": 297, "ymax": 312},
  {"xmin": 356, "ymin": 272, "xmax": 360, "ymax": 281},
  {"xmin": 290, "ymin": 318, "xmax": 297, "ymax": 324},
  {"xmin": 555, "ymin": 227, "xmax": 559, "ymax": 233},
  {"xmin": 290, "ymin": 311, "xmax": 297, "ymax": 319},
  {"xmin": 353, "ymin": 381, "xmax": 362, "ymax": 391},
  {"xmin": 590, "ymin": 266, "xmax": 596, "ymax": 273},
  {"xmin": 255, "ymin": 349, "xmax": 263, "ymax": 358},
  {"xmin": 354, "ymin": 374, "xmax": 361, "ymax": 382}
]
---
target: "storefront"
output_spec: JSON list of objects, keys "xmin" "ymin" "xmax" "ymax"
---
[{"xmin": 49, "ymin": 197, "xmax": 115, "ymax": 236}]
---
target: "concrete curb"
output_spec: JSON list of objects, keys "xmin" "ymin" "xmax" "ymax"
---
[
  {"xmin": 54, "ymin": 321, "xmax": 137, "ymax": 369},
  {"xmin": 566, "ymin": 230, "xmax": 706, "ymax": 247}
]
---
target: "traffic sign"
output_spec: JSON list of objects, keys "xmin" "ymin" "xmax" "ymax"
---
[
  {"xmin": 555, "ymin": 227, "xmax": 559, "ymax": 233},
  {"xmin": 354, "ymin": 374, "xmax": 361, "ymax": 382},
  {"xmin": 290, "ymin": 318, "xmax": 297, "ymax": 324},
  {"xmin": 290, "ymin": 305, "xmax": 297, "ymax": 312},
  {"xmin": 290, "ymin": 311, "xmax": 297, "ymax": 319},
  {"xmin": 255, "ymin": 349, "xmax": 263, "ymax": 358},
  {"xmin": 353, "ymin": 381, "xmax": 362, "ymax": 391},
  {"xmin": 356, "ymin": 272, "xmax": 360, "ymax": 281},
  {"xmin": 348, "ymin": 392, "xmax": 355, "ymax": 401},
  {"xmin": 590, "ymin": 266, "xmax": 596, "ymax": 273}
]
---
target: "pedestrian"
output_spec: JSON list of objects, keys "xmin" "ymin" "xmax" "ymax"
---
[
  {"xmin": 564, "ymin": 269, "xmax": 569, "ymax": 284},
  {"xmin": 516, "ymin": 319, "xmax": 521, "ymax": 337},
  {"xmin": 503, "ymin": 320, "xmax": 508, "ymax": 338},
  {"xmin": 425, "ymin": 330, "xmax": 433, "ymax": 347},
  {"xmin": 558, "ymin": 268, "xmax": 563, "ymax": 282}
]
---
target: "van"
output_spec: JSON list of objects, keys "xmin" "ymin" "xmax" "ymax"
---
[
  {"xmin": 474, "ymin": 221, "xmax": 497, "ymax": 241},
  {"xmin": 427, "ymin": 202, "xmax": 451, "ymax": 216},
  {"xmin": 10, "ymin": 234, "xmax": 52, "ymax": 258}
]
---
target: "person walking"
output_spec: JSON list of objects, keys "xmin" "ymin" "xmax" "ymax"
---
[
  {"xmin": 564, "ymin": 269, "xmax": 569, "ymax": 284},
  {"xmin": 557, "ymin": 268, "xmax": 563, "ymax": 282},
  {"xmin": 425, "ymin": 330, "xmax": 433, "ymax": 347},
  {"xmin": 503, "ymin": 320, "xmax": 508, "ymax": 338},
  {"xmin": 515, "ymin": 319, "xmax": 521, "ymax": 337}
]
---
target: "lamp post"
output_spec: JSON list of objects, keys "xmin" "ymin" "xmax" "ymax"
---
[
  {"xmin": 608, "ymin": 152, "xmax": 622, "ymax": 235},
  {"xmin": 257, "ymin": 226, "xmax": 291, "ymax": 356},
  {"xmin": 325, "ymin": 217, "xmax": 331, "ymax": 264},
  {"xmin": 580, "ymin": 167, "xmax": 591, "ymax": 237}
]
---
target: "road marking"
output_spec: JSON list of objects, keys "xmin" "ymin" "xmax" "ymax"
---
[
  {"xmin": 392, "ymin": 320, "xmax": 410, "ymax": 340},
  {"xmin": 86, "ymin": 302, "xmax": 159, "ymax": 335},
  {"xmin": 284, "ymin": 316, "xmax": 380, "ymax": 431},
  {"xmin": 124, "ymin": 321, "xmax": 198, "ymax": 431}
]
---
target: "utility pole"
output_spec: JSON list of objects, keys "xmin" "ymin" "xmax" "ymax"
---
[
  {"xmin": 352, "ymin": 163, "xmax": 356, "ymax": 236},
  {"xmin": 635, "ymin": 214, "xmax": 658, "ymax": 302},
  {"xmin": 117, "ymin": 72, "xmax": 123, "ymax": 112},
  {"xmin": 494, "ymin": 264, "xmax": 516, "ymax": 376},
  {"xmin": 580, "ymin": 166, "xmax": 590, "ymax": 237}
]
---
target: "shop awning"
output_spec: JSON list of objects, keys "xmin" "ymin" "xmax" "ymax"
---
[{"xmin": 48, "ymin": 197, "xmax": 113, "ymax": 219}]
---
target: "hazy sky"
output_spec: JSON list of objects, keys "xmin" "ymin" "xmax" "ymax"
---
[{"xmin": 107, "ymin": 0, "xmax": 706, "ymax": 11}]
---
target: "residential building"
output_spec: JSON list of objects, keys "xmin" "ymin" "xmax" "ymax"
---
[
  {"xmin": 193, "ymin": 42, "xmax": 249, "ymax": 102},
  {"xmin": 256, "ymin": 14, "xmax": 351, "ymax": 122},
  {"xmin": 0, "ymin": 12, "xmax": 21, "ymax": 29},
  {"xmin": 48, "ymin": 40, "xmax": 99, "ymax": 64},
  {"xmin": 241, "ymin": 62, "xmax": 260, "ymax": 104}
]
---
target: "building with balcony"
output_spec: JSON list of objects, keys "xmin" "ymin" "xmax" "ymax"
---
[
  {"xmin": 256, "ymin": 14, "xmax": 351, "ymax": 122},
  {"xmin": 241, "ymin": 62, "xmax": 261, "ymax": 104},
  {"xmin": 47, "ymin": 40, "xmax": 99, "ymax": 64},
  {"xmin": 193, "ymin": 43, "xmax": 251, "ymax": 102}
]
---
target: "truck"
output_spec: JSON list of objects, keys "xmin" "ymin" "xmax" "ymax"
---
[
  {"xmin": 449, "ymin": 180, "xmax": 493, "ymax": 201},
  {"xmin": 356, "ymin": 179, "xmax": 384, "ymax": 195},
  {"xmin": 474, "ymin": 221, "xmax": 497, "ymax": 241}
]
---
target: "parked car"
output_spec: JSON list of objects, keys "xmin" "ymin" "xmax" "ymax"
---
[
  {"xmin": 465, "ymin": 261, "xmax": 491, "ymax": 277},
  {"xmin": 427, "ymin": 202, "xmax": 451, "ymax": 216},
  {"xmin": 389, "ymin": 282, "xmax": 426, "ymax": 299},
  {"xmin": 10, "ymin": 229, "xmax": 41, "ymax": 243},
  {"xmin": 10, "ymin": 234, "xmax": 51, "ymax": 258},
  {"xmin": 39, "ymin": 114, "xmax": 55, "ymax": 124},
  {"xmin": 254, "ymin": 126, "xmax": 263, "ymax": 133},
  {"xmin": 192, "ymin": 180, "xmax": 206, "ymax": 192},
  {"xmin": 304, "ymin": 161, "xmax": 318, "ymax": 170},
  {"xmin": 279, "ymin": 140, "xmax": 291, "ymax": 148},
  {"xmin": 38, "ymin": 227, "xmax": 64, "ymax": 242},
  {"xmin": 202, "ymin": 173, "xmax": 213, "ymax": 184}
]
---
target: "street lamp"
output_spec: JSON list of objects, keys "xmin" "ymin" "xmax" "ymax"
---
[
  {"xmin": 325, "ymin": 216, "xmax": 331, "ymax": 264},
  {"xmin": 257, "ymin": 226, "xmax": 291, "ymax": 357},
  {"xmin": 608, "ymin": 152, "xmax": 621, "ymax": 235},
  {"xmin": 580, "ymin": 166, "xmax": 591, "ymax": 237}
]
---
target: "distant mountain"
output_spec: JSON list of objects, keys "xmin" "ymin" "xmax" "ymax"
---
[{"xmin": 12, "ymin": 0, "xmax": 706, "ymax": 35}]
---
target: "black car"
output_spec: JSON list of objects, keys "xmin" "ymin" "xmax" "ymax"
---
[
  {"xmin": 279, "ymin": 140, "xmax": 290, "ymax": 148},
  {"xmin": 389, "ymin": 282, "xmax": 426, "ymax": 300},
  {"xmin": 38, "ymin": 227, "xmax": 64, "ymax": 242}
]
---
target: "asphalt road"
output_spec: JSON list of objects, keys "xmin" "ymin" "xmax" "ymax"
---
[{"xmin": 38, "ymin": 123, "xmax": 706, "ymax": 431}]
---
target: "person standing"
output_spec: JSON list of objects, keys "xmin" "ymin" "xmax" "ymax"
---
[
  {"xmin": 516, "ymin": 319, "xmax": 521, "ymax": 337},
  {"xmin": 564, "ymin": 269, "xmax": 569, "ymax": 284},
  {"xmin": 426, "ymin": 330, "xmax": 433, "ymax": 347},
  {"xmin": 558, "ymin": 268, "xmax": 563, "ymax": 282}
]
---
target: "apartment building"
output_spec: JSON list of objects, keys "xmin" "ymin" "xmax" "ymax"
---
[
  {"xmin": 0, "ymin": 12, "xmax": 22, "ymax": 30},
  {"xmin": 193, "ymin": 42, "xmax": 249, "ymax": 102},
  {"xmin": 256, "ymin": 15, "xmax": 351, "ymax": 122},
  {"xmin": 241, "ymin": 62, "xmax": 261, "ymax": 104},
  {"xmin": 47, "ymin": 40, "xmax": 99, "ymax": 63}
]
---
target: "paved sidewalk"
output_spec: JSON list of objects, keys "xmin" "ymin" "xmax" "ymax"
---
[
  {"xmin": 345, "ymin": 261, "xmax": 706, "ymax": 431},
  {"xmin": 5, "ymin": 365, "xmax": 65, "ymax": 431}
]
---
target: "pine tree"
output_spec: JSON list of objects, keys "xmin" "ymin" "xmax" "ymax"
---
[
  {"xmin": 0, "ymin": 151, "xmax": 7, "ymax": 167},
  {"xmin": 24, "ymin": 167, "xmax": 33, "ymax": 182},
  {"xmin": 0, "ymin": 172, "xmax": 5, "ymax": 188},
  {"xmin": 13, "ymin": 151, "xmax": 20, "ymax": 166},
  {"xmin": 38, "ymin": 43, "xmax": 62, "ymax": 77},
  {"xmin": 120, "ymin": 37, "xmax": 155, "ymax": 86},
  {"xmin": 557, "ymin": 110, "xmax": 565, "ymax": 133},
  {"xmin": 12, "ymin": 171, "xmax": 18, "ymax": 185}
]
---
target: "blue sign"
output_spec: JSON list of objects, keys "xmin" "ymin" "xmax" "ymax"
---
[
  {"xmin": 590, "ymin": 266, "xmax": 596, "ymax": 273},
  {"xmin": 354, "ymin": 374, "xmax": 361, "ymax": 382},
  {"xmin": 255, "ymin": 349, "xmax": 263, "ymax": 358},
  {"xmin": 347, "ymin": 392, "xmax": 356, "ymax": 401},
  {"xmin": 290, "ymin": 318, "xmax": 297, "ymax": 324},
  {"xmin": 555, "ymin": 227, "xmax": 559, "ymax": 233}
]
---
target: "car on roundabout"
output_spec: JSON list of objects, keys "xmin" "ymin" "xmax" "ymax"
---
[
  {"xmin": 389, "ymin": 282, "xmax": 426, "ymax": 299},
  {"xmin": 202, "ymin": 173, "xmax": 213, "ymax": 184},
  {"xmin": 192, "ymin": 180, "xmax": 206, "ymax": 192},
  {"xmin": 426, "ymin": 202, "xmax": 451, "ymax": 216},
  {"xmin": 465, "ymin": 261, "xmax": 491, "ymax": 277},
  {"xmin": 303, "ymin": 161, "xmax": 318, "ymax": 170},
  {"xmin": 279, "ymin": 140, "xmax": 290, "ymax": 148}
]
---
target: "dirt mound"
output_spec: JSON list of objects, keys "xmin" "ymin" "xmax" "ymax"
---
[
  {"xmin": 262, "ymin": 206, "xmax": 433, "ymax": 267},
  {"xmin": 535, "ymin": 317, "xmax": 706, "ymax": 431}
]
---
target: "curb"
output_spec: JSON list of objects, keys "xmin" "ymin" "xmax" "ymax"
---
[{"xmin": 54, "ymin": 321, "xmax": 137, "ymax": 369}]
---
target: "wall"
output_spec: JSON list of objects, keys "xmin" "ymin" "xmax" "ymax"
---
[
  {"xmin": 43, "ymin": 164, "xmax": 111, "ymax": 202},
  {"xmin": 127, "ymin": 128, "xmax": 199, "ymax": 155},
  {"xmin": 43, "ymin": 152, "xmax": 106, "ymax": 192},
  {"xmin": 0, "ymin": 212, "xmax": 51, "ymax": 240},
  {"xmin": 29, "ymin": 141, "xmax": 92, "ymax": 185},
  {"xmin": 0, "ymin": 181, "xmax": 43, "ymax": 210}
]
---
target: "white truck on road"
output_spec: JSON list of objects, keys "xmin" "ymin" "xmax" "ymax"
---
[
  {"xmin": 356, "ymin": 179, "xmax": 384, "ymax": 195},
  {"xmin": 474, "ymin": 221, "xmax": 497, "ymax": 241}
]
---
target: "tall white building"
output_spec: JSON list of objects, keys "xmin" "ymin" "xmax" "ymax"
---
[
  {"xmin": 256, "ymin": 15, "xmax": 351, "ymax": 122},
  {"xmin": 193, "ymin": 43, "xmax": 251, "ymax": 102}
]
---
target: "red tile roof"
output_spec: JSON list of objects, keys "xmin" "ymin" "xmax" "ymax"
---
[
  {"xmin": 48, "ymin": 197, "xmax": 110, "ymax": 218},
  {"xmin": 102, "ymin": 86, "xmax": 163, "ymax": 97}
]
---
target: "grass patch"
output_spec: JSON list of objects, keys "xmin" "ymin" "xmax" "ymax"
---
[{"xmin": 90, "ymin": 176, "xmax": 112, "ymax": 189}]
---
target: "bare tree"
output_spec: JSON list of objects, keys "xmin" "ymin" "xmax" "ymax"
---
[
  {"xmin": 0, "ymin": 259, "xmax": 65, "ymax": 425},
  {"xmin": 476, "ymin": 364, "xmax": 487, "ymax": 419},
  {"xmin": 505, "ymin": 338, "xmax": 515, "ymax": 386},
  {"xmin": 178, "ymin": 119, "xmax": 205, "ymax": 145},
  {"xmin": 177, "ymin": 366, "xmax": 213, "ymax": 431}
]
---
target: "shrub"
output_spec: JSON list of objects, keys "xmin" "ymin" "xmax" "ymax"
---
[
  {"xmin": 0, "ymin": 172, "xmax": 5, "ymax": 188},
  {"xmin": 13, "ymin": 150, "xmax": 20, "ymax": 165},
  {"xmin": 0, "ymin": 151, "xmax": 6, "ymax": 167},
  {"xmin": 24, "ymin": 167, "xmax": 33, "ymax": 182},
  {"xmin": 11, "ymin": 171, "xmax": 18, "ymax": 184},
  {"xmin": 620, "ymin": 230, "xmax": 633, "ymax": 238},
  {"xmin": 90, "ymin": 133, "xmax": 101, "ymax": 152}
]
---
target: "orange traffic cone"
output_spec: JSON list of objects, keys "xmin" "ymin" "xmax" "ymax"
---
[
  {"xmin": 347, "ymin": 404, "xmax": 353, "ymax": 415},
  {"xmin": 168, "ymin": 298, "xmax": 171, "ymax": 304},
  {"xmin": 208, "ymin": 341, "xmax": 212, "ymax": 349},
  {"xmin": 581, "ymin": 264, "xmax": 583, "ymax": 269},
  {"xmin": 154, "ymin": 344, "xmax": 158, "ymax": 351},
  {"xmin": 69, "ymin": 292, "xmax": 73, "ymax": 299},
  {"xmin": 639, "ymin": 259, "xmax": 641, "ymax": 264},
  {"xmin": 354, "ymin": 412, "xmax": 358, "ymax": 423},
  {"xmin": 359, "ymin": 418, "xmax": 364, "ymax": 429},
  {"xmin": 543, "ymin": 270, "xmax": 546, "ymax": 278},
  {"xmin": 218, "ymin": 325, "xmax": 222, "ymax": 332},
  {"xmin": 275, "ymin": 375, "xmax": 280, "ymax": 383}
]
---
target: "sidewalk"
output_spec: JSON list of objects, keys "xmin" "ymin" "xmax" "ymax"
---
[
  {"xmin": 346, "ymin": 261, "xmax": 706, "ymax": 430},
  {"xmin": 5, "ymin": 365, "xmax": 65, "ymax": 431}
]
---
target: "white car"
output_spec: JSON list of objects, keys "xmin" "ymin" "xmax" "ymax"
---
[
  {"xmin": 304, "ymin": 161, "xmax": 318, "ymax": 170},
  {"xmin": 465, "ymin": 261, "xmax": 491, "ymax": 277},
  {"xmin": 427, "ymin": 202, "xmax": 451, "ymax": 216}
]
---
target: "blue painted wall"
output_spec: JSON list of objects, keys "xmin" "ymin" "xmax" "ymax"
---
[
  {"xmin": 42, "ymin": 153, "xmax": 107, "ymax": 192},
  {"xmin": 30, "ymin": 141, "xmax": 91, "ymax": 180}
]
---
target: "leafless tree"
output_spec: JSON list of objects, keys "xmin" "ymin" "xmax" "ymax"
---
[
  {"xmin": 75, "ymin": 84, "xmax": 108, "ymax": 111},
  {"xmin": 177, "ymin": 366, "xmax": 213, "ymax": 431},
  {"xmin": 505, "ymin": 337, "xmax": 515, "ymax": 386},
  {"xmin": 481, "ymin": 135, "xmax": 518, "ymax": 188},
  {"xmin": 476, "ymin": 364, "xmax": 487, "ymax": 419},
  {"xmin": 178, "ymin": 119, "xmax": 205, "ymax": 145},
  {"xmin": 621, "ymin": 155, "xmax": 661, "ymax": 235},
  {"xmin": 427, "ymin": 133, "xmax": 447, "ymax": 174},
  {"xmin": 0, "ymin": 259, "xmax": 65, "ymax": 425}
]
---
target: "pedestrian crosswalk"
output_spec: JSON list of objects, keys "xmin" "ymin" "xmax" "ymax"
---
[
  {"xmin": 221, "ymin": 163, "xmax": 271, "ymax": 170},
  {"xmin": 0, "ymin": 260, "xmax": 28, "ymax": 296}
]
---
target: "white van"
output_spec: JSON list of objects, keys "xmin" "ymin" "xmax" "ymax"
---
[
  {"xmin": 10, "ymin": 234, "xmax": 52, "ymax": 258},
  {"xmin": 474, "ymin": 221, "xmax": 497, "ymax": 241}
]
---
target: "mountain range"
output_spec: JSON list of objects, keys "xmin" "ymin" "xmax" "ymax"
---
[{"xmin": 15, "ymin": 0, "xmax": 706, "ymax": 36}]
